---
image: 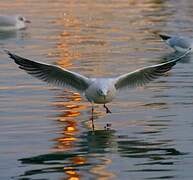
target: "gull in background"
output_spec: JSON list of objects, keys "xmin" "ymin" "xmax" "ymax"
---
[
  {"xmin": 159, "ymin": 34, "xmax": 193, "ymax": 52},
  {"xmin": 5, "ymin": 49, "xmax": 190, "ymax": 130},
  {"xmin": 0, "ymin": 15, "xmax": 30, "ymax": 31}
]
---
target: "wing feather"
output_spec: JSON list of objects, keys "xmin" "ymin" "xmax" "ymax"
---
[
  {"xmin": 6, "ymin": 51, "xmax": 91, "ymax": 92},
  {"xmin": 114, "ymin": 49, "xmax": 190, "ymax": 90}
]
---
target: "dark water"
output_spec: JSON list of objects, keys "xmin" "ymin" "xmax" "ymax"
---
[{"xmin": 1, "ymin": 0, "xmax": 193, "ymax": 179}]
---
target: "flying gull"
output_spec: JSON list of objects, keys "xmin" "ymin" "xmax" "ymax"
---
[{"xmin": 5, "ymin": 49, "xmax": 190, "ymax": 130}]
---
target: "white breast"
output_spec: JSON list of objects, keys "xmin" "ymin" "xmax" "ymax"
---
[{"xmin": 84, "ymin": 79, "xmax": 116, "ymax": 104}]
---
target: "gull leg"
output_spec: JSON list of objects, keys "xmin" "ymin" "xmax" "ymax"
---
[
  {"xmin": 91, "ymin": 104, "xmax": 95, "ymax": 131},
  {"xmin": 103, "ymin": 104, "xmax": 111, "ymax": 113}
]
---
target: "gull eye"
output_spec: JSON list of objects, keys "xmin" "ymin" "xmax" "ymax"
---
[
  {"xmin": 97, "ymin": 89, "xmax": 103, "ymax": 95},
  {"xmin": 18, "ymin": 16, "xmax": 24, "ymax": 21}
]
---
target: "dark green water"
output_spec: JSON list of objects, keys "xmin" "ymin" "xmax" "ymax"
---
[{"xmin": 1, "ymin": 0, "xmax": 193, "ymax": 179}]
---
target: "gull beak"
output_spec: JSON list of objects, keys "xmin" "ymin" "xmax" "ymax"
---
[{"xmin": 25, "ymin": 20, "xmax": 31, "ymax": 23}]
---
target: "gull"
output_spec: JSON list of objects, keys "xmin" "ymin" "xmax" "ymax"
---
[
  {"xmin": 159, "ymin": 34, "xmax": 193, "ymax": 52},
  {"xmin": 0, "ymin": 15, "xmax": 30, "ymax": 31},
  {"xmin": 5, "ymin": 49, "xmax": 190, "ymax": 130}
]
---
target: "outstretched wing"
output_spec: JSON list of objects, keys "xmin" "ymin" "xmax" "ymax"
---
[
  {"xmin": 168, "ymin": 36, "xmax": 192, "ymax": 49},
  {"xmin": 114, "ymin": 49, "xmax": 190, "ymax": 90},
  {"xmin": 159, "ymin": 34, "xmax": 191, "ymax": 49},
  {"xmin": 6, "ymin": 51, "xmax": 91, "ymax": 92}
]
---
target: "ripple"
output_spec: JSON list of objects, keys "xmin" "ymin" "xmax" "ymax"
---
[{"xmin": 1, "ymin": 0, "xmax": 193, "ymax": 179}]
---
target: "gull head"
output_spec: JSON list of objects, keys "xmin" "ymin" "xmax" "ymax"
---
[
  {"xmin": 97, "ymin": 88, "xmax": 109, "ymax": 99},
  {"xmin": 94, "ymin": 85, "xmax": 114, "ymax": 103},
  {"xmin": 17, "ymin": 15, "xmax": 31, "ymax": 23},
  {"xmin": 16, "ymin": 15, "xmax": 31, "ymax": 29},
  {"xmin": 85, "ymin": 79, "xmax": 116, "ymax": 104}
]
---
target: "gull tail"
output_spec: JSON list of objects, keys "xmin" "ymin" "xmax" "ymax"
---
[{"xmin": 159, "ymin": 34, "xmax": 171, "ymax": 41}]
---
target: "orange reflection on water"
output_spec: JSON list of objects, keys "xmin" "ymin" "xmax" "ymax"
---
[
  {"xmin": 51, "ymin": 89, "xmax": 88, "ymax": 154},
  {"xmin": 53, "ymin": 116, "xmax": 79, "ymax": 151},
  {"xmin": 51, "ymin": 9, "xmax": 86, "ymax": 151},
  {"xmin": 90, "ymin": 158, "xmax": 115, "ymax": 180},
  {"xmin": 63, "ymin": 156, "xmax": 87, "ymax": 180},
  {"xmin": 54, "ymin": 13, "xmax": 82, "ymax": 28},
  {"xmin": 65, "ymin": 111, "xmax": 81, "ymax": 117},
  {"xmin": 52, "ymin": 90, "xmax": 89, "ymax": 179},
  {"xmin": 71, "ymin": 156, "xmax": 87, "ymax": 165},
  {"xmin": 64, "ymin": 167, "xmax": 80, "ymax": 180},
  {"xmin": 54, "ymin": 100, "xmax": 86, "ymax": 120}
]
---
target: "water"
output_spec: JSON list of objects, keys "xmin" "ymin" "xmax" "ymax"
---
[{"xmin": 1, "ymin": 0, "xmax": 193, "ymax": 179}]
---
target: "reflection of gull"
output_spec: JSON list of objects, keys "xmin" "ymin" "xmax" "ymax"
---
[
  {"xmin": 0, "ymin": 15, "xmax": 30, "ymax": 31},
  {"xmin": 6, "ymin": 50, "xmax": 190, "ymax": 130},
  {"xmin": 0, "ymin": 31, "xmax": 17, "ymax": 40},
  {"xmin": 159, "ymin": 34, "xmax": 193, "ymax": 52}
]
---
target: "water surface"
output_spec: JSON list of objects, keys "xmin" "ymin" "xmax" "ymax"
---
[{"xmin": 1, "ymin": 0, "xmax": 193, "ymax": 179}]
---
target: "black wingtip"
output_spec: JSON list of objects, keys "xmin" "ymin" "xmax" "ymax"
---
[
  {"xmin": 4, "ymin": 50, "xmax": 21, "ymax": 63},
  {"xmin": 4, "ymin": 49, "xmax": 13, "ymax": 58},
  {"xmin": 159, "ymin": 34, "xmax": 171, "ymax": 41},
  {"xmin": 4, "ymin": 49, "xmax": 10, "ymax": 54}
]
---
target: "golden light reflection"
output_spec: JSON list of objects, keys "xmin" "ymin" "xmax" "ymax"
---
[
  {"xmin": 62, "ymin": 156, "xmax": 87, "ymax": 180},
  {"xmin": 90, "ymin": 158, "xmax": 115, "ymax": 180},
  {"xmin": 50, "ymin": 10, "xmax": 91, "ymax": 156},
  {"xmin": 1, "ymin": 0, "xmax": 183, "ymax": 179},
  {"xmin": 71, "ymin": 156, "xmax": 87, "ymax": 165},
  {"xmin": 52, "ymin": 105, "xmax": 81, "ymax": 152},
  {"xmin": 68, "ymin": 177, "xmax": 79, "ymax": 180},
  {"xmin": 64, "ymin": 156, "xmax": 87, "ymax": 180},
  {"xmin": 50, "ymin": 9, "xmax": 87, "ymax": 154},
  {"xmin": 52, "ymin": 92, "xmax": 86, "ymax": 179},
  {"xmin": 51, "ymin": 25, "xmax": 89, "ymax": 177},
  {"xmin": 63, "ymin": 167, "xmax": 80, "ymax": 180}
]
